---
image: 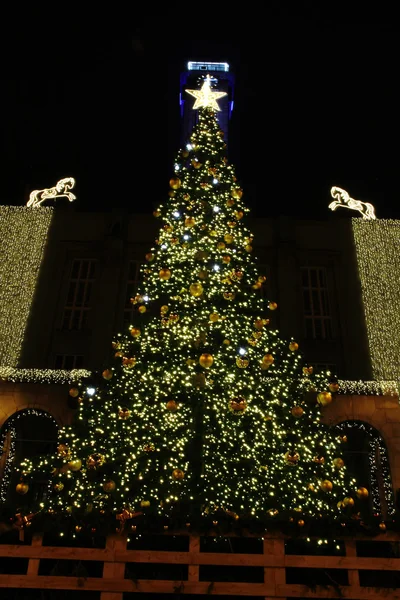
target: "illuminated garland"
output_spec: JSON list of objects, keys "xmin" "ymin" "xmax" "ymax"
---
[
  {"xmin": 352, "ymin": 219, "xmax": 400, "ymax": 382},
  {"xmin": 0, "ymin": 368, "xmax": 91, "ymax": 384},
  {"xmin": 337, "ymin": 380, "xmax": 399, "ymax": 397},
  {"xmin": 334, "ymin": 420, "xmax": 395, "ymax": 516},
  {"xmin": 0, "ymin": 207, "xmax": 54, "ymax": 367},
  {"xmin": 0, "ymin": 409, "xmax": 57, "ymax": 503}
]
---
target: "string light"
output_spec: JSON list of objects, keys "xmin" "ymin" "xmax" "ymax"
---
[
  {"xmin": 0, "ymin": 367, "xmax": 91, "ymax": 384},
  {"xmin": 0, "ymin": 207, "xmax": 53, "ymax": 367},
  {"xmin": 352, "ymin": 219, "xmax": 400, "ymax": 382}
]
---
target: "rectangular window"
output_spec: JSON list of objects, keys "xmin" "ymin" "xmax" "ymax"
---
[
  {"xmin": 54, "ymin": 355, "xmax": 84, "ymax": 369},
  {"xmin": 123, "ymin": 260, "xmax": 142, "ymax": 327},
  {"xmin": 301, "ymin": 267, "xmax": 332, "ymax": 339},
  {"xmin": 61, "ymin": 259, "xmax": 96, "ymax": 330}
]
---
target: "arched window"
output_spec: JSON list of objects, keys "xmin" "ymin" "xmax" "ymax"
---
[
  {"xmin": 0, "ymin": 409, "xmax": 58, "ymax": 506},
  {"xmin": 335, "ymin": 420, "xmax": 395, "ymax": 519}
]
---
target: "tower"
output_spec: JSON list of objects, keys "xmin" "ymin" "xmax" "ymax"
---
[{"xmin": 179, "ymin": 61, "xmax": 235, "ymax": 149}]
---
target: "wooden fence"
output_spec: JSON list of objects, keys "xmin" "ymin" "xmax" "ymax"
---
[{"xmin": 1, "ymin": 530, "xmax": 400, "ymax": 598}]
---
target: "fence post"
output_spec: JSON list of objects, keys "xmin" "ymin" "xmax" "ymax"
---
[
  {"xmin": 188, "ymin": 534, "xmax": 200, "ymax": 583},
  {"xmin": 264, "ymin": 537, "xmax": 285, "ymax": 600},
  {"xmin": 101, "ymin": 533, "xmax": 127, "ymax": 600},
  {"xmin": 345, "ymin": 538, "xmax": 360, "ymax": 588},
  {"xmin": 26, "ymin": 532, "xmax": 43, "ymax": 576}
]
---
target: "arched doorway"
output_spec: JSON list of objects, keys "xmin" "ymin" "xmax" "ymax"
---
[
  {"xmin": 0, "ymin": 409, "xmax": 58, "ymax": 506},
  {"xmin": 335, "ymin": 420, "xmax": 395, "ymax": 519}
]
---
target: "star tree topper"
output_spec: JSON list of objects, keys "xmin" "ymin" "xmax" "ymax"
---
[{"xmin": 186, "ymin": 74, "xmax": 227, "ymax": 111}]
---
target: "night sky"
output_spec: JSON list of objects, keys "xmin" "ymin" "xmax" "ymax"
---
[{"xmin": 2, "ymin": 9, "xmax": 399, "ymax": 220}]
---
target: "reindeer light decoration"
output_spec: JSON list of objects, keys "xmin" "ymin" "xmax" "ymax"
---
[
  {"xmin": 27, "ymin": 177, "xmax": 76, "ymax": 208},
  {"xmin": 329, "ymin": 186, "xmax": 376, "ymax": 220}
]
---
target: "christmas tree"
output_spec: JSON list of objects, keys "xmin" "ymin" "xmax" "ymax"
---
[{"xmin": 15, "ymin": 75, "xmax": 367, "ymax": 536}]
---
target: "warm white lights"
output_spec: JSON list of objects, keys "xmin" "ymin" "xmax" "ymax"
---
[
  {"xmin": 329, "ymin": 186, "xmax": 376, "ymax": 220},
  {"xmin": 186, "ymin": 75, "xmax": 227, "ymax": 111},
  {"xmin": 27, "ymin": 177, "xmax": 76, "ymax": 208}
]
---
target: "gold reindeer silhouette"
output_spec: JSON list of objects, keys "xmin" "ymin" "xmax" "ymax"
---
[
  {"xmin": 329, "ymin": 186, "xmax": 376, "ymax": 220},
  {"xmin": 27, "ymin": 177, "xmax": 76, "ymax": 207}
]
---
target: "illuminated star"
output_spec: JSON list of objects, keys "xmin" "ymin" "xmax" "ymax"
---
[{"xmin": 186, "ymin": 74, "xmax": 227, "ymax": 111}]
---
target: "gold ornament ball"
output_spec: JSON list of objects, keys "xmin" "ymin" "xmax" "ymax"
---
[
  {"xmin": 222, "ymin": 255, "xmax": 231, "ymax": 264},
  {"xmin": 379, "ymin": 522, "xmax": 387, "ymax": 531},
  {"xmin": 189, "ymin": 283, "xmax": 203, "ymax": 297},
  {"xmin": 67, "ymin": 459, "xmax": 82, "ymax": 472},
  {"xmin": 69, "ymin": 387, "xmax": 79, "ymax": 398},
  {"xmin": 217, "ymin": 241, "xmax": 226, "ymax": 250},
  {"xmin": 54, "ymin": 482, "xmax": 64, "ymax": 492},
  {"xmin": 209, "ymin": 313, "xmax": 219, "ymax": 322},
  {"xmin": 224, "ymin": 234, "xmax": 234, "ymax": 244},
  {"xmin": 130, "ymin": 327, "xmax": 141, "ymax": 338},
  {"xmin": 356, "ymin": 487, "xmax": 369, "ymax": 499},
  {"xmin": 198, "ymin": 269, "xmax": 208, "ymax": 280},
  {"xmin": 153, "ymin": 209, "xmax": 161, "ymax": 218},
  {"xmin": 329, "ymin": 382, "xmax": 340, "ymax": 393},
  {"xmin": 118, "ymin": 407, "xmax": 131, "ymax": 420},
  {"xmin": 343, "ymin": 496, "xmax": 355, "ymax": 507},
  {"xmin": 103, "ymin": 480, "xmax": 116, "ymax": 493},
  {"xmin": 87, "ymin": 453, "xmax": 106, "ymax": 470},
  {"xmin": 317, "ymin": 391, "xmax": 333, "ymax": 406},
  {"xmin": 303, "ymin": 366, "xmax": 313, "ymax": 375},
  {"xmin": 313, "ymin": 455, "xmax": 325, "ymax": 465},
  {"xmin": 320, "ymin": 480, "xmax": 333, "ymax": 492},
  {"xmin": 199, "ymin": 353, "xmax": 214, "ymax": 368},
  {"xmin": 16, "ymin": 482, "xmax": 29, "ymax": 495},
  {"xmin": 245, "ymin": 245, "xmax": 253, "ymax": 253},
  {"xmin": 168, "ymin": 190, "xmax": 176, "ymax": 198},
  {"xmin": 337, "ymin": 500, "xmax": 344, "ymax": 509},
  {"xmin": 289, "ymin": 341, "xmax": 299, "ymax": 352},
  {"xmin": 297, "ymin": 519, "xmax": 305, "ymax": 527},
  {"xmin": 172, "ymin": 468, "xmax": 185, "ymax": 480},
  {"xmin": 138, "ymin": 305, "xmax": 146, "ymax": 314},
  {"xmin": 145, "ymin": 252, "xmax": 154, "ymax": 262},
  {"xmin": 269, "ymin": 302, "xmax": 278, "ymax": 311},
  {"xmin": 252, "ymin": 282, "xmax": 262, "ymax": 290},
  {"xmin": 333, "ymin": 457, "xmax": 345, "ymax": 469},
  {"xmin": 160, "ymin": 305, "xmax": 169, "ymax": 314},
  {"xmin": 166, "ymin": 400, "xmax": 178, "ymax": 412},
  {"xmin": 102, "ymin": 369, "xmax": 113, "ymax": 380},
  {"xmin": 159, "ymin": 268, "xmax": 172, "ymax": 281},
  {"xmin": 169, "ymin": 177, "xmax": 181, "ymax": 189},
  {"xmin": 235, "ymin": 210, "xmax": 244, "ymax": 220},
  {"xmin": 226, "ymin": 198, "xmax": 235, "ymax": 207},
  {"xmin": 254, "ymin": 319, "xmax": 264, "ymax": 330},
  {"xmin": 57, "ymin": 444, "xmax": 70, "ymax": 458},
  {"xmin": 284, "ymin": 451, "xmax": 300, "ymax": 465},
  {"xmin": 230, "ymin": 397, "xmax": 247, "ymax": 413},
  {"xmin": 262, "ymin": 353, "xmax": 274, "ymax": 366},
  {"xmin": 192, "ymin": 160, "xmax": 202, "ymax": 169},
  {"xmin": 236, "ymin": 356, "xmax": 249, "ymax": 368},
  {"xmin": 291, "ymin": 406, "xmax": 304, "ymax": 418},
  {"xmin": 140, "ymin": 500, "xmax": 151, "ymax": 507}
]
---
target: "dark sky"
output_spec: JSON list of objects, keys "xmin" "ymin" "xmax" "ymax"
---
[{"xmin": 2, "ymin": 8, "xmax": 399, "ymax": 220}]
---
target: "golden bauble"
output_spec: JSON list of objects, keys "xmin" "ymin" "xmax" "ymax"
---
[
  {"xmin": 189, "ymin": 283, "xmax": 203, "ymax": 297},
  {"xmin": 313, "ymin": 455, "xmax": 325, "ymax": 465},
  {"xmin": 153, "ymin": 209, "xmax": 161, "ymax": 217},
  {"xmin": 356, "ymin": 486, "xmax": 369, "ymax": 499},
  {"xmin": 102, "ymin": 369, "xmax": 113, "ymax": 380},
  {"xmin": 268, "ymin": 302, "xmax": 278, "ymax": 310},
  {"xmin": 209, "ymin": 313, "xmax": 219, "ymax": 322},
  {"xmin": 337, "ymin": 500, "xmax": 344, "ymax": 509},
  {"xmin": 268, "ymin": 508, "xmax": 279, "ymax": 517},
  {"xmin": 320, "ymin": 480, "xmax": 333, "ymax": 492},
  {"xmin": 333, "ymin": 457, "xmax": 345, "ymax": 469},
  {"xmin": 122, "ymin": 357, "xmax": 137, "ymax": 367},
  {"xmin": 229, "ymin": 397, "xmax": 247, "ymax": 413},
  {"xmin": 252, "ymin": 282, "xmax": 262, "ymax": 290},
  {"xmin": 226, "ymin": 198, "xmax": 235, "ymax": 207},
  {"xmin": 223, "ymin": 292, "xmax": 235, "ymax": 300},
  {"xmin": 67, "ymin": 459, "xmax": 82, "ymax": 472},
  {"xmin": 262, "ymin": 353, "xmax": 274, "ymax": 366},
  {"xmin": 138, "ymin": 305, "xmax": 146, "ymax": 314},
  {"xmin": 317, "ymin": 391, "xmax": 333, "ymax": 406},
  {"xmin": 340, "ymin": 435, "xmax": 348, "ymax": 443},
  {"xmin": 168, "ymin": 190, "xmax": 176, "ymax": 198},
  {"xmin": 303, "ymin": 366, "xmax": 313, "ymax": 375},
  {"xmin": 291, "ymin": 406, "xmax": 304, "ymax": 418},
  {"xmin": 231, "ymin": 188, "xmax": 243, "ymax": 199},
  {"xmin": 217, "ymin": 241, "xmax": 226, "ymax": 250},
  {"xmin": 254, "ymin": 319, "xmax": 265, "ymax": 330},
  {"xmin": 258, "ymin": 275, "xmax": 267, "ymax": 283},
  {"xmin": 329, "ymin": 382, "xmax": 340, "ymax": 393},
  {"xmin": 141, "ymin": 500, "xmax": 150, "ymax": 507},
  {"xmin": 284, "ymin": 451, "xmax": 300, "ymax": 465},
  {"xmin": 172, "ymin": 468, "xmax": 185, "ymax": 480},
  {"xmin": 236, "ymin": 357, "xmax": 249, "ymax": 368},
  {"xmin": 308, "ymin": 483, "xmax": 315, "ymax": 492},
  {"xmin": 209, "ymin": 230, "xmax": 218, "ymax": 237},
  {"xmin": 159, "ymin": 268, "xmax": 172, "ymax": 280},
  {"xmin": 228, "ymin": 221, "xmax": 237, "ymax": 228},
  {"xmin": 223, "ymin": 339, "xmax": 231, "ymax": 345},
  {"xmin": 145, "ymin": 252, "xmax": 154, "ymax": 262},
  {"xmin": 192, "ymin": 160, "xmax": 202, "ymax": 169},
  {"xmin": 199, "ymin": 353, "xmax": 214, "ymax": 368},
  {"xmin": 16, "ymin": 482, "xmax": 29, "ymax": 495},
  {"xmin": 235, "ymin": 210, "xmax": 244, "ymax": 220},
  {"xmin": 166, "ymin": 400, "xmax": 178, "ymax": 412},
  {"xmin": 379, "ymin": 522, "xmax": 387, "ymax": 531},
  {"xmin": 169, "ymin": 177, "xmax": 181, "ymax": 189},
  {"xmin": 245, "ymin": 245, "xmax": 253, "ymax": 253},
  {"xmin": 118, "ymin": 407, "xmax": 131, "ymax": 420},
  {"xmin": 289, "ymin": 342, "xmax": 299, "ymax": 352},
  {"xmin": 130, "ymin": 327, "xmax": 141, "ymax": 338},
  {"xmin": 185, "ymin": 216, "xmax": 196, "ymax": 228},
  {"xmin": 343, "ymin": 496, "xmax": 355, "ymax": 507},
  {"xmin": 224, "ymin": 234, "xmax": 234, "ymax": 244},
  {"xmin": 297, "ymin": 519, "xmax": 305, "ymax": 527},
  {"xmin": 103, "ymin": 480, "xmax": 116, "ymax": 493},
  {"xmin": 160, "ymin": 305, "xmax": 169, "ymax": 314},
  {"xmin": 69, "ymin": 387, "xmax": 79, "ymax": 398},
  {"xmin": 198, "ymin": 269, "xmax": 208, "ymax": 280},
  {"xmin": 222, "ymin": 255, "xmax": 231, "ymax": 264}
]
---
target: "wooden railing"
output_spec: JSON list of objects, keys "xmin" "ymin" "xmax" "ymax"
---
[{"xmin": 1, "ymin": 531, "xmax": 400, "ymax": 598}]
